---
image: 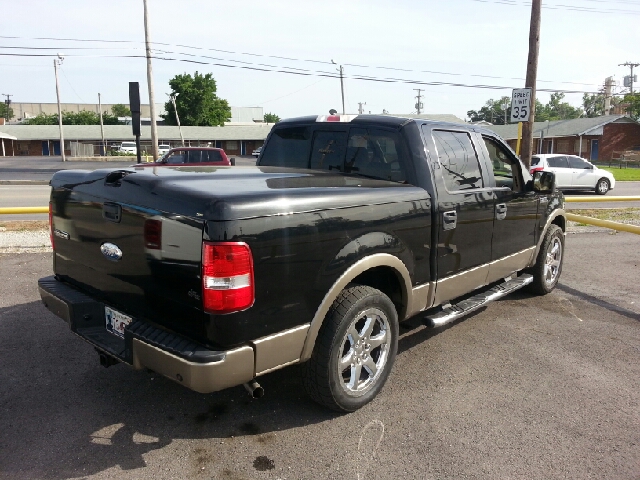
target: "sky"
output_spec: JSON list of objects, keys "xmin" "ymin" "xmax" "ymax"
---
[{"xmin": 1, "ymin": 0, "xmax": 639, "ymax": 122}]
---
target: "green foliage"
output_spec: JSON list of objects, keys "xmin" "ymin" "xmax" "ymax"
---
[
  {"xmin": 600, "ymin": 167, "xmax": 640, "ymax": 181},
  {"xmin": 111, "ymin": 103, "xmax": 131, "ymax": 117},
  {"xmin": 582, "ymin": 93, "xmax": 604, "ymax": 118},
  {"xmin": 535, "ymin": 92, "xmax": 582, "ymax": 122},
  {"xmin": 467, "ymin": 96, "xmax": 511, "ymax": 124},
  {"xmin": 23, "ymin": 110, "xmax": 122, "ymax": 125},
  {"xmin": 264, "ymin": 112, "xmax": 280, "ymax": 123},
  {"xmin": 161, "ymin": 71, "xmax": 231, "ymax": 126},
  {"xmin": 623, "ymin": 93, "xmax": 640, "ymax": 121},
  {"xmin": 468, "ymin": 92, "xmax": 583, "ymax": 124},
  {"xmin": 0, "ymin": 103, "xmax": 13, "ymax": 120}
]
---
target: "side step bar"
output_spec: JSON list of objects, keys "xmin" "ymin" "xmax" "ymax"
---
[{"xmin": 424, "ymin": 274, "xmax": 533, "ymax": 328}]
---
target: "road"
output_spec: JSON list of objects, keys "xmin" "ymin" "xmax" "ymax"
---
[{"xmin": 0, "ymin": 232, "xmax": 639, "ymax": 479}]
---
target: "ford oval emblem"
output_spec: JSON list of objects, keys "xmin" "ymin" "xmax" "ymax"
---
[{"xmin": 100, "ymin": 242, "xmax": 123, "ymax": 262}]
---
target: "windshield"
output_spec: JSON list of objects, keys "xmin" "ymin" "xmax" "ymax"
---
[{"xmin": 121, "ymin": 142, "xmax": 136, "ymax": 147}]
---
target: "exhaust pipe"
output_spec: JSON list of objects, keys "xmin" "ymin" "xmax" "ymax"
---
[{"xmin": 243, "ymin": 380, "xmax": 264, "ymax": 398}]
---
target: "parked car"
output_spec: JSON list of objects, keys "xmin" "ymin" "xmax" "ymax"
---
[
  {"xmin": 118, "ymin": 142, "xmax": 137, "ymax": 155},
  {"xmin": 158, "ymin": 144, "xmax": 171, "ymax": 155},
  {"xmin": 252, "ymin": 146, "xmax": 262, "ymax": 157},
  {"xmin": 530, "ymin": 154, "xmax": 615, "ymax": 195},
  {"xmin": 40, "ymin": 114, "xmax": 565, "ymax": 412},
  {"xmin": 135, "ymin": 147, "xmax": 233, "ymax": 167}
]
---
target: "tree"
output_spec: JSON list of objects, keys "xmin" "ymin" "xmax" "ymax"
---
[
  {"xmin": 467, "ymin": 96, "xmax": 512, "ymax": 124},
  {"xmin": 111, "ymin": 103, "xmax": 131, "ymax": 117},
  {"xmin": 0, "ymin": 103, "xmax": 13, "ymax": 120},
  {"xmin": 623, "ymin": 93, "xmax": 640, "ymax": 120},
  {"xmin": 161, "ymin": 72, "xmax": 231, "ymax": 126},
  {"xmin": 23, "ymin": 110, "xmax": 121, "ymax": 125},
  {"xmin": 582, "ymin": 93, "xmax": 605, "ymax": 118},
  {"xmin": 536, "ymin": 92, "xmax": 582, "ymax": 121},
  {"xmin": 264, "ymin": 112, "xmax": 280, "ymax": 123}
]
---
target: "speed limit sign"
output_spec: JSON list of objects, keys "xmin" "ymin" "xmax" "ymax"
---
[{"xmin": 510, "ymin": 88, "xmax": 531, "ymax": 123}]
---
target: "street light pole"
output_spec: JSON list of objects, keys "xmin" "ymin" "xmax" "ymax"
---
[
  {"xmin": 53, "ymin": 55, "xmax": 66, "ymax": 161},
  {"xmin": 98, "ymin": 93, "xmax": 106, "ymax": 156},
  {"xmin": 169, "ymin": 93, "xmax": 185, "ymax": 147}
]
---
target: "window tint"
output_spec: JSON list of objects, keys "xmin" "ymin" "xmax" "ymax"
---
[
  {"xmin": 258, "ymin": 126, "xmax": 312, "ymax": 168},
  {"xmin": 547, "ymin": 156, "xmax": 569, "ymax": 168},
  {"xmin": 204, "ymin": 150, "xmax": 223, "ymax": 162},
  {"xmin": 345, "ymin": 128, "xmax": 407, "ymax": 182},
  {"xmin": 432, "ymin": 130, "xmax": 483, "ymax": 191},
  {"xmin": 309, "ymin": 131, "xmax": 347, "ymax": 171},
  {"xmin": 568, "ymin": 156, "xmax": 589, "ymax": 169}
]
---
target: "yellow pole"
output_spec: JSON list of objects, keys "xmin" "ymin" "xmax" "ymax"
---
[
  {"xmin": 566, "ymin": 213, "xmax": 640, "ymax": 235},
  {"xmin": 0, "ymin": 207, "xmax": 49, "ymax": 215},
  {"xmin": 516, "ymin": 122, "xmax": 523, "ymax": 156}
]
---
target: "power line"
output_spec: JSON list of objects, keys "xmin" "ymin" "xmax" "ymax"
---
[
  {"xmin": 0, "ymin": 35, "xmax": 603, "ymax": 88},
  {"xmin": 0, "ymin": 50, "xmax": 602, "ymax": 95}
]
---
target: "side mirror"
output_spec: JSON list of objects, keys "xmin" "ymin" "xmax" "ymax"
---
[
  {"xmin": 533, "ymin": 170, "xmax": 555, "ymax": 194},
  {"xmin": 229, "ymin": 157, "xmax": 236, "ymax": 166}
]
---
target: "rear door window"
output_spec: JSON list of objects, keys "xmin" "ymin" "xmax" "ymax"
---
[
  {"xmin": 431, "ymin": 129, "xmax": 484, "ymax": 191},
  {"xmin": 547, "ymin": 156, "xmax": 569, "ymax": 168},
  {"xmin": 531, "ymin": 156, "xmax": 541, "ymax": 166}
]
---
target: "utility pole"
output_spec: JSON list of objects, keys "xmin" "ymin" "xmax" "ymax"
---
[
  {"xmin": 143, "ymin": 0, "xmax": 159, "ymax": 160},
  {"xmin": 619, "ymin": 62, "xmax": 639, "ymax": 94},
  {"xmin": 331, "ymin": 60, "xmax": 345, "ymax": 114},
  {"xmin": 603, "ymin": 77, "xmax": 614, "ymax": 115},
  {"xmin": 520, "ymin": 0, "xmax": 541, "ymax": 169},
  {"xmin": 414, "ymin": 89, "xmax": 424, "ymax": 114},
  {"xmin": 168, "ymin": 93, "xmax": 185, "ymax": 146},
  {"xmin": 98, "ymin": 93, "xmax": 106, "ymax": 155},
  {"xmin": 503, "ymin": 99, "xmax": 509, "ymax": 124},
  {"xmin": 1, "ymin": 93, "xmax": 12, "ymax": 121},
  {"xmin": 53, "ymin": 55, "xmax": 66, "ymax": 161},
  {"xmin": 357, "ymin": 102, "xmax": 366, "ymax": 114}
]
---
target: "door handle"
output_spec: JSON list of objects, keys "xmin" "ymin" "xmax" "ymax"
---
[
  {"xmin": 496, "ymin": 203, "xmax": 507, "ymax": 220},
  {"xmin": 442, "ymin": 210, "xmax": 457, "ymax": 231}
]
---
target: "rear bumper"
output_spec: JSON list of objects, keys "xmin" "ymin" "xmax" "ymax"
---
[{"xmin": 38, "ymin": 276, "xmax": 255, "ymax": 393}]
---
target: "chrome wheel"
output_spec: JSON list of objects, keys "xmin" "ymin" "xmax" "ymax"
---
[
  {"xmin": 597, "ymin": 178, "xmax": 609, "ymax": 194},
  {"xmin": 544, "ymin": 237, "xmax": 562, "ymax": 287},
  {"xmin": 337, "ymin": 307, "xmax": 391, "ymax": 397}
]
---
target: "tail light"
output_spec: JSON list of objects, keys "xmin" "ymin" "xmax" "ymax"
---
[
  {"xmin": 530, "ymin": 167, "xmax": 544, "ymax": 174},
  {"xmin": 144, "ymin": 219, "xmax": 162, "ymax": 249},
  {"xmin": 202, "ymin": 242, "xmax": 254, "ymax": 314},
  {"xmin": 49, "ymin": 202, "xmax": 54, "ymax": 249}
]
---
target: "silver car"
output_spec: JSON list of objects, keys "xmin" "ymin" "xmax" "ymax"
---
[{"xmin": 530, "ymin": 154, "xmax": 615, "ymax": 195}]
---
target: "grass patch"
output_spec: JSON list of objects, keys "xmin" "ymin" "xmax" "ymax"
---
[
  {"xmin": 599, "ymin": 167, "xmax": 640, "ymax": 181},
  {"xmin": 0, "ymin": 220, "xmax": 49, "ymax": 231},
  {"xmin": 569, "ymin": 208, "xmax": 640, "ymax": 226}
]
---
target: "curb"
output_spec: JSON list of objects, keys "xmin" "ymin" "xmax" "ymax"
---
[{"xmin": 0, "ymin": 180, "xmax": 50, "ymax": 185}]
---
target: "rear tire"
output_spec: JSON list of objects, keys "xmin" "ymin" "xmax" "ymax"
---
[
  {"xmin": 595, "ymin": 178, "xmax": 610, "ymax": 195},
  {"xmin": 302, "ymin": 285, "xmax": 398, "ymax": 412},
  {"xmin": 526, "ymin": 224, "xmax": 564, "ymax": 295}
]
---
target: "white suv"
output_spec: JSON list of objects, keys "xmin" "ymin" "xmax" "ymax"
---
[{"xmin": 530, "ymin": 154, "xmax": 615, "ymax": 195}]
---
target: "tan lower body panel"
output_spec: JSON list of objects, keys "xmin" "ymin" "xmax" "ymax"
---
[
  {"xmin": 433, "ymin": 247, "xmax": 535, "ymax": 307},
  {"xmin": 252, "ymin": 324, "xmax": 310, "ymax": 376},
  {"xmin": 132, "ymin": 339, "xmax": 255, "ymax": 394}
]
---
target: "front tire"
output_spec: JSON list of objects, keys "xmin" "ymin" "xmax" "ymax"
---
[
  {"xmin": 595, "ymin": 178, "xmax": 610, "ymax": 195},
  {"xmin": 302, "ymin": 285, "xmax": 398, "ymax": 412},
  {"xmin": 526, "ymin": 224, "xmax": 564, "ymax": 295}
]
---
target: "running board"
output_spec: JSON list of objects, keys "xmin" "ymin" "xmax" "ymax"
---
[{"xmin": 424, "ymin": 274, "xmax": 533, "ymax": 328}]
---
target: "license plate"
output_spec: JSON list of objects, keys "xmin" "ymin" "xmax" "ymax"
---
[{"xmin": 105, "ymin": 306, "xmax": 132, "ymax": 338}]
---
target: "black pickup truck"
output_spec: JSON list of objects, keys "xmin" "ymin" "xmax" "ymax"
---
[{"xmin": 39, "ymin": 114, "xmax": 565, "ymax": 412}]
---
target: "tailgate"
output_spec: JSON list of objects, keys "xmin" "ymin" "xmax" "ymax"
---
[{"xmin": 50, "ymin": 170, "xmax": 207, "ymax": 339}]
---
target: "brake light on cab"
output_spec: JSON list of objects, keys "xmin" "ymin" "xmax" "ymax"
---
[{"xmin": 202, "ymin": 242, "xmax": 255, "ymax": 314}]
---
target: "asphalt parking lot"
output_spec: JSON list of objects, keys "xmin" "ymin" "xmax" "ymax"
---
[{"xmin": 0, "ymin": 231, "xmax": 639, "ymax": 480}]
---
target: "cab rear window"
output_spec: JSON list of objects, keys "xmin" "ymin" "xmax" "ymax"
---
[{"xmin": 259, "ymin": 127, "xmax": 312, "ymax": 168}]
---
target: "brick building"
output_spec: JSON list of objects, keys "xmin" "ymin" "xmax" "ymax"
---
[{"xmin": 486, "ymin": 115, "xmax": 640, "ymax": 162}]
